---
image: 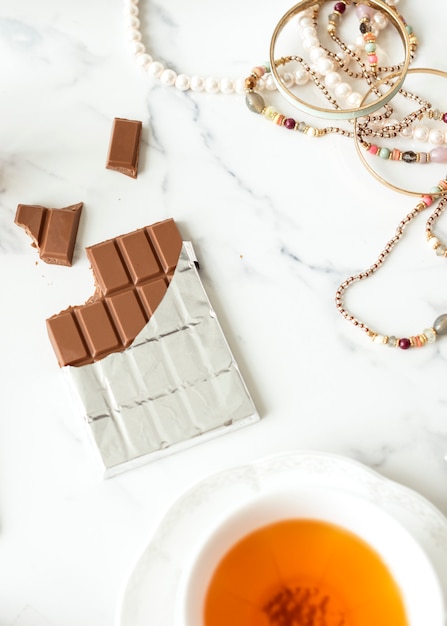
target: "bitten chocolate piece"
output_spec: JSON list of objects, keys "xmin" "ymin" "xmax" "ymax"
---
[
  {"xmin": 105, "ymin": 117, "xmax": 142, "ymax": 178},
  {"xmin": 46, "ymin": 218, "xmax": 182, "ymax": 367},
  {"xmin": 67, "ymin": 243, "xmax": 259, "ymax": 475},
  {"xmin": 15, "ymin": 202, "xmax": 83, "ymax": 266}
]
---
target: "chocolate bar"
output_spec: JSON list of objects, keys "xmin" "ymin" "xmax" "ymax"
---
[
  {"xmin": 47, "ymin": 218, "xmax": 259, "ymax": 475},
  {"xmin": 46, "ymin": 218, "xmax": 182, "ymax": 367},
  {"xmin": 15, "ymin": 202, "xmax": 83, "ymax": 266},
  {"xmin": 105, "ymin": 117, "xmax": 142, "ymax": 178}
]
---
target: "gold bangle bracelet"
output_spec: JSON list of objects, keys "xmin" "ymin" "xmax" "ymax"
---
[
  {"xmin": 269, "ymin": 0, "xmax": 411, "ymax": 120},
  {"xmin": 353, "ymin": 67, "xmax": 447, "ymax": 197}
]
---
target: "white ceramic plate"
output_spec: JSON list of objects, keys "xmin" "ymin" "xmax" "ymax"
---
[{"xmin": 117, "ymin": 450, "xmax": 447, "ymax": 626}]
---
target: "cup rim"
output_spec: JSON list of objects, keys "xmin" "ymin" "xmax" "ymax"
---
[
  {"xmin": 117, "ymin": 450, "xmax": 447, "ymax": 626},
  {"xmin": 177, "ymin": 484, "xmax": 445, "ymax": 626}
]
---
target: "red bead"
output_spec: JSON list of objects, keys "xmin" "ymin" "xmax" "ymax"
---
[
  {"xmin": 334, "ymin": 1, "xmax": 346, "ymax": 13},
  {"xmin": 442, "ymin": 113, "xmax": 447, "ymax": 124},
  {"xmin": 398, "ymin": 338, "xmax": 411, "ymax": 350},
  {"xmin": 284, "ymin": 118, "xmax": 296, "ymax": 130}
]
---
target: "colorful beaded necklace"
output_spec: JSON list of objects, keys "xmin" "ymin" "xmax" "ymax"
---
[{"xmin": 335, "ymin": 182, "xmax": 447, "ymax": 350}]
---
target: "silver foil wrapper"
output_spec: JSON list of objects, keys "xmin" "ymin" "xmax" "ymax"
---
[{"xmin": 64, "ymin": 243, "xmax": 259, "ymax": 476}]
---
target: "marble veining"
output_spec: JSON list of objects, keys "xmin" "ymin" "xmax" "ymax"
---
[{"xmin": 1, "ymin": 0, "xmax": 447, "ymax": 625}]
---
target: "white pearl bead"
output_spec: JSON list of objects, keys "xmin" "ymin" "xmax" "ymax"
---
[
  {"xmin": 334, "ymin": 81, "xmax": 352, "ymax": 99},
  {"xmin": 254, "ymin": 77, "xmax": 266, "ymax": 91},
  {"xmin": 123, "ymin": 5, "xmax": 139, "ymax": 17},
  {"xmin": 373, "ymin": 334, "xmax": 387, "ymax": 344},
  {"xmin": 316, "ymin": 57, "xmax": 334, "ymax": 76},
  {"xmin": 301, "ymin": 27, "xmax": 317, "ymax": 39},
  {"xmin": 374, "ymin": 12, "xmax": 388, "ymax": 29},
  {"xmin": 303, "ymin": 37, "xmax": 320, "ymax": 50},
  {"xmin": 324, "ymin": 71, "xmax": 341, "ymax": 88},
  {"xmin": 294, "ymin": 68, "xmax": 309, "ymax": 85},
  {"xmin": 265, "ymin": 74, "xmax": 276, "ymax": 91},
  {"xmin": 309, "ymin": 46, "xmax": 327, "ymax": 63},
  {"xmin": 175, "ymin": 74, "xmax": 190, "ymax": 91},
  {"xmin": 129, "ymin": 41, "xmax": 145, "ymax": 55},
  {"xmin": 147, "ymin": 61, "xmax": 164, "ymax": 78},
  {"xmin": 282, "ymin": 72, "xmax": 294, "ymax": 88},
  {"xmin": 399, "ymin": 125, "xmax": 413, "ymax": 138},
  {"xmin": 429, "ymin": 128, "xmax": 445, "ymax": 145},
  {"xmin": 300, "ymin": 8, "xmax": 315, "ymax": 17},
  {"xmin": 190, "ymin": 76, "xmax": 205, "ymax": 92},
  {"xmin": 123, "ymin": 0, "xmax": 138, "ymax": 6},
  {"xmin": 428, "ymin": 236, "xmax": 440, "ymax": 249},
  {"xmin": 220, "ymin": 78, "xmax": 235, "ymax": 94},
  {"xmin": 347, "ymin": 92, "xmax": 362, "ymax": 108},
  {"xmin": 235, "ymin": 78, "xmax": 247, "ymax": 94},
  {"xmin": 135, "ymin": 52, "xmax": 152, "ymax": 68},
  {"xmin": 125, "ymin": 16, "xmax": 140, "ymax": 29},
  {"xmin": 126, "ymin": 28, "xmax": 142, "ymax": 42},
  {"xmin": 298, "ymin": 16, "xmax": 314, "ymax": 28},
  {"xmin": 204, "ymin": 77, "xmax": 220, "ymax": 93},
  {"xmin": 160, "ymin": 68, "xmax": 177, "ymax": 86},
  {"xmin": 413, "ymin": 124, "xmax": 429, "ymax": 142},
  {"xmin": 355, "ymin": 36, "xmax": 365, "ymax": 49}
]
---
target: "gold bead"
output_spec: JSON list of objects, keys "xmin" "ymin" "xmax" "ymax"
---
[{"xmin": 245, "ymin": 76, "xmax": 257, "ymax": 91}]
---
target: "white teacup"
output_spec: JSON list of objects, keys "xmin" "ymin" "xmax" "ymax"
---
[{"xmin": 176, "ymin": 485, "xmax": 444, "ymax": 626}]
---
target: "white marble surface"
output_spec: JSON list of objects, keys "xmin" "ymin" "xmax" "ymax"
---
[{"xmin": 1, "ymin": 1, "xmax": 447, "ymax": 624}]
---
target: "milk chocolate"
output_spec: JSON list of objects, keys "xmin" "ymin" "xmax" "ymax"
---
[
  {"xmin": 64, "ymin": 242, "xmax": 259, "ymax": 475},
  {"xmin": 15, "ymin": 202, "xmax": 83, "ymax": 266},
  {"xmin": 46, "ymin": 218, "xmax": 182, "ymax": 367},
  {"xmin": 105, "ymin": 118, "xmax": 142, "ymax": 178}
]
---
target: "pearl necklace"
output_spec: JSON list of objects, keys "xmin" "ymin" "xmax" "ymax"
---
[
  {"xmin": 123, "ymin": 0, "xmax": 251, "ymax": 94},
  {"xmin": 295, "ymin": 4, "xmax": 393, "ymax": 111},
  {"xmin": 399, "ymin": 113, "xmax": 447, "ymax": 146}
]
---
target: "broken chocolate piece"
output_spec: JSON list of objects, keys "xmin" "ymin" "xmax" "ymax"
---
[
  {"xmin": 46, "ymin": 218, "xmax": 182, "ymax": 367},
  {"xmin": 15, "ymin": 202, "xmax": 83, "ymax": 266},
  {"xmin": 105, "ymin": 117, "xmax": 142, "ymax": 178}
]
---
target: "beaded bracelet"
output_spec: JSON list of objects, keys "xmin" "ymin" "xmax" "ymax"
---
[
  {"xmin": 245, "ymin": 62, "xmax": 353, "ymax": 139},
  {"xmin": 327, "ymin": 0, "xmax": 417, "ymax": 75},
  {"xmin": 245, "ymin": 3, "xmax": 420, "ymax": 138},
  {"xmin": 293, "ymin": 1, "xmax": 416, "ymax": 115},
  {"xmin": 426, "ymin": 193, "xmax": 447, "ymax": 258},
  {"xmin": 359, "ymin": 143, "xmax": 447, "ymax": 165},
  {"xmin": 269, "ymin": 0, "xmax": 412, "ymax": 119},
  {"xmin": 398, "ymin": 108, "xmax": 447, "ymax": 145},
  {"xmin": 244, "ymin": 61, "xmax": 432, "ymax": 148},
  {"xmin": 335, "ymin": 183, "xmax": 447, "ymax": 350},
  {"xmin": 353, "ymin": 68, "xmax": 447, "ymax": 197}
]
